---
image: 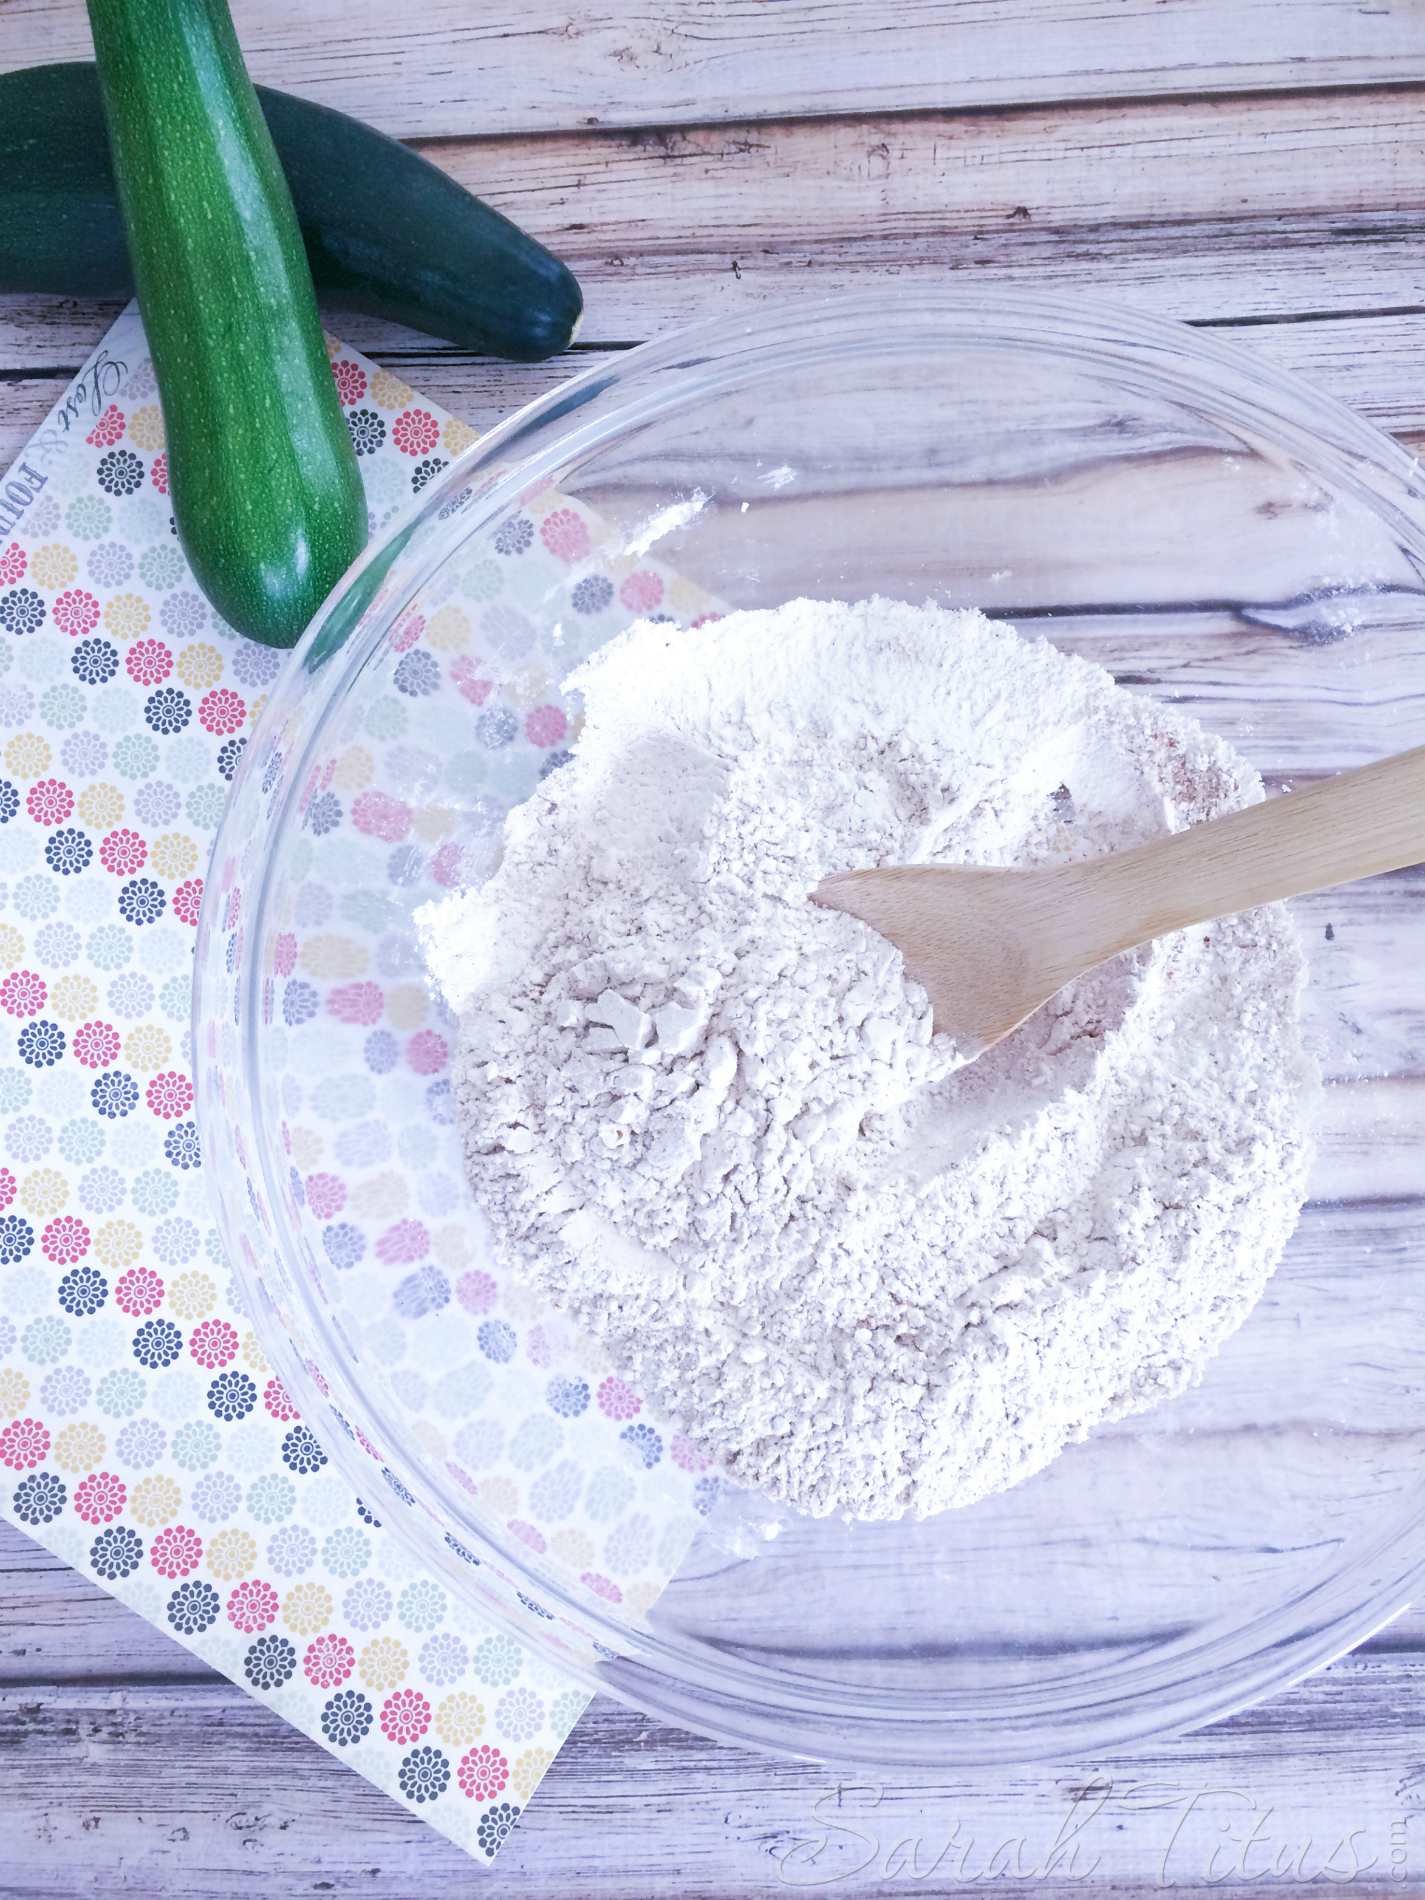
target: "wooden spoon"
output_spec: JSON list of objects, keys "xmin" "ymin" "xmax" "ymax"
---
[{"xmin": 811, "ymin": 743, "xmax": 1425, "ymax": 1059}]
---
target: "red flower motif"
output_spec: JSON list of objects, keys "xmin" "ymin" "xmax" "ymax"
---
[
  {"xmin": 380, "ymin": 1688, "xmax": 431, "ymax": 1744},
  {"xmin": 391, "ymin": 408, "xmax": 439, "ymax": 456},
  {"xmin": 173, "ymin": 879, "xmax": 203, "ymax": 927},
  {"xmin": 226, "ymin": 1578, "xmax": 279, "ymax": 1634},
  {"xmin": 26, "ymin": 779, "xmax": 74, "ymax": 826},
  {"xmin": 540, "ymin": 507, "xmax": 591, "ymax": 564},
  {"xmin": 0, "ymin": 971, "xmax": 47, "ymax": 1018},
  {"xmin": 326, "ymin": 981, "xmax": 383, "ymax": 1025},
  {"xmin": 199, "ymin": 687, "xmax": 245, "ymax": 736},
  {"xmin": 125, "ymin": 638, "xmax": 174, "ymax": 686},
  {"xmin": 0, "ymin": 1417, "xmax": 51, "ymax": 1470},
  {"xmin": 41, "ymin": 1215, "xmax": 90, "ymax": 1265},
  {"xmin": 596, "ymin": 1376, "xmax": 641, "ymax": 1422},
  {"xmin": 53, "ymin": 589, "xmax": 101, "ymax": 637},
  {"xmin": 72, "ymin": 1020, "xmax": 121, "ymax": 1069},
  {"xmin": 304, "ymin": 1632, "xmax": 355, "ymax": 1688},
  {"xmin": 375, "ymin": 1218, "xmax": 428, "ymax": 1266},
  {"xmin": 0, "ymin": 1168, "xmax": 15, "ymax": 1210},
  {"xmin": 457, "ymin": 1745, "xmax": 509, "ymax": 1802},
  {"xmin": 73, "ymin": 1470, "xmax": 126, "ymax": 1524},
  {"xmin": 305, "ymin": 1174, "xmax": 345, "ymax": 1220},
  {"xmin": 263, "ymin": 1376, "xmax": 300, "ymax": 1423},
  {"xmin": 150, "ymin": 1524, "xmax": 203, "ymax": 1580},
  {"xmin": 405, "ymin": 1030, "xmax": 447, "ymax": 1076},
  {"xmin": 151, "ymin": 452, "xmax": 168, "ymax": 494},
  {"xmin": 525, "ymin": 703, "xmax": 568, "ymax": 748},
  {"xmin": 0, "ymin": 543, "xmax": 26, "ymax": 585},
  {"xmin": 86, "ymin": 404, "xmax": 126, "ymax": 448},
  {"xmin": 115, "ymin": 1265, "xmax": 164, "ymax": 1316},
  {"xmin": 304, "ymin": 1358, "xmax": 329, "ymax": 1398},
  {"xmin": 188, "ymin": 1317, "xmax": 239, "ymax": 1370},
  {"xmin": 580, "ymin": 1570, "xmax": 623, "ymax": 1604},
  {"xmin": 670, "ymin": 1432, "xmax": 711, "ymax": 1473},
  {"xmin": 273, "ymin": 933, "xmax": 297, "ymax": 977},
  {"xmin": 449, "ymin": 655, "xmax": 493, "ymax": 706},
  {"xmin": 350, "ymin": 790, "xmax": 410, "ymax": 843},
  {"xmin": 390, "ymin": 612, "xmax": 423, "ymax": 652},
  {"xmin": 100, "ymin": 829, "xmax": 147, "ymax": 876},
  {"xmin": 619, "ymin": 569, "xmax": 664, "ymax": 612},
  {"xmin": 330, "ymin": 359, "xmax": 366, "ymax": 405},
  {"xmin": 147, "ymin": 1070, "xmax": 195, "ymax": 1120}
]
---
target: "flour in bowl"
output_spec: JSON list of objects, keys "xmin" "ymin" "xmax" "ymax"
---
[{"xmin": 419, "ymin": 599, "xmax": 1313, "ymax": 1520}]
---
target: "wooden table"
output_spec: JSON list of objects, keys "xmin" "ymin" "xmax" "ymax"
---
[{"xmin": 6, "ymin": 4, "xmax": 1425, "ymax": 1892}]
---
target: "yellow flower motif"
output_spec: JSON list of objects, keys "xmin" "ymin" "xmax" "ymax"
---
[
  {"xmin": 548, "ymin": 1526, "xmax": 594, "ymax": 1571},
  {"xmin": 412, "ymin": 1418, "xmax": 448, "ymax": 1463},
  {"xmin": 0, "ymin": 1368, "xmax": 30, "ymax": 1415},
  {"xmin": 52, "ymin": 1421, "xmax": 105, "ymax": 1473},
  {"xmin": 103, "ymin": 592, "xmax": 151, "ymax": 640},
  {"xmin": 384, "ymin": 984, "xmax": 426, "ymax": 1030},
  {"xmin": 207, "ymin": 1527, "xmax": 257, "ymax": 1581},
  {"xmin": 93, "ymin": 1220, "xmax": 142, "ymax": 1270},
  {"xmin": 666, "ymin": 574, "xmax": 713, "ymax": 615},
  {"xmin": 409, "ymin": 806, "xmax": 453, "ymax": 843},
  {"xmin": 29, "ymin": 543, "xmax": 78, "ymax": 590},
  {"xmin": 123, "ymin": 1023, "xmax": 172, "ymax": 1072},
  {"xmin": 175, "ymin": 643, "xmax": 222, "ymax": 691},
  {"xmin": 322, "ymin": 331, "xmax": 344, "ymax": 359},
  {"xmin": 76, "ymin": 782, "xmax": 124, "ymax": 829},
  {"xmin": 299, "ymin": 936, "xmax": 366, "ymax": 980},
  {"xmin": 573, "ymin": 1333, "xmax": 612, "ymax": 1377},
  {"xmin": 331, "ymin": 746, "xmax": 373, "ymax": 791},
  {"xmin": 622, "ymin": 1579, "xmax": 662, "ymax": 1619},
  {"xmin": 49, "ymin": 973, "xmax": 98, "ymax": 1020},
  {"xmin": 0, "ymin": 924, "xmax": 24, "ymax": 968},
  {"xmin": 246, "ymin": 694, "xmax": 266, "ymax": 727},
  {"xmin": 499, "ymin": 1284, "xmax": 542, "ymax": 1325},
  {"xmin": 129, "ymin": 1473, "xmax": 182, "ymax": 1527},
  {"xmin": 167, "ymin": 1271, "xmax": 216, "ymax": 1322},
  {"xmin": 240, "ymin": 1331, "xmax": 269, "ymax": 1374},
  {"xmin": 424, "ymin": 605, "xmax": 470, "ymax": 651},
  {"xmin": 283, "ymin": 1581, "xmax": 334, "ymax": 1636},
  {"xmin": 348, "ymin": 1173, "xmax": 407, "ymax": 1220},
  {"xmin": 434, "ymin": 1692, "xmax": 485, "ymax": 1749},
  {"xmin": 522, "ymin": 487, "xmax": 562, "ymax": 519},
  {"xmin": 479, "ymin": 1474, "xmax": 520, "ymax": 1518},
  {"xmin": 503, "ymin": 662, "xmax": 547, "ymax": 710},
  {"xmin": 4, "ymin": 733, "xmax": 51, "ymax": 780},
  {"xmin": 442, "ymin": 417, "xmax": 477, "ymax": 457},
  {"xmin": 287, "ymin": 1127, "xmax": 323, "ymax": 1171},
  {"xmin": 369, "ymin": 367, "xmax": 414, "ymax": 412},
  {"xmin": 149, "ymin": 833, "xmax": 198, "ymax": 882},
  {"xmin": 359, "ymin": 1636, "xmax": 409, "ymax": 1692},
  {"xmin": 510, "ymin": 1747, "xmax": 555, "ymax": 1801},
  {"xmin": 19, "ymin": 1170, "xmax": 67, "ymax": 1219},
  {"xmin": 430, "ymin": 1225, "xmax": 470, "ymax": 1272},
  {"xmin": 126, "ymin": 404, "xmax": 165, "ymax": 453}
]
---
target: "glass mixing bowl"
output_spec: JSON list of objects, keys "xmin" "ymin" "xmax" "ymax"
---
[{"xmin": 195, "ymin": 289, "xmax": 1425, "ymax": 1767}]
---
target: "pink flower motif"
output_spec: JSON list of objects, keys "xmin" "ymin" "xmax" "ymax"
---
[
  {"xmin": 331, "ymin": 359, "xmax": 367, "ymax": 405},
  {"xmin": 225, "ymin": 886, "xmax": 242, "ymax": 930},
  {"xmin": 226, "ymin": 1579, "xmax": 279, "ymax": 1634},
  {"xmin": 86, "ymin": 404, "xmax": 125, "ymax": 448},
  {"xmin": 305, "ymin": 1173, "xmax": 346, "ymax": 1220},
  {"xmin": 350, "ymin": 790, "xmax": 411, "ymax": 843},
  {"xmin": 199, "ymin": 687, "xmax": 246, "ymax": 736},
  {"xmin": 0, "ymin": 1417, "xmax": 51, "ymax": 1470},
  {"xmin": 0, "ymin": 1168, "xmax": 15, "ymax": 1210},
  {"xmin": 100, "ymin": 829, "xmax": 147, "ymax": 876},
  {"xmin": 327, "ymin": 980, "xmax": 383, "ymax": 1025},
  {"xmin": 540, "ymin": 507, "xmax": 591, "ymax": 564},
  {"xmin": 304, "ymin": 1632, "xmax": 355, "ymax": 1688},
  {"xmin": 619, "ymin": 570, "xmax": 664, "ymax": 613},
  {"xmin": 188, "ymin": 1317, "xmax": 239, "ymax": 1370},
  {"xmin": 0, "ymin": 543, "xmax": 26, "ymax": 585},
  {"xmin": 41, "ymin": 1215, "xmax": 90, "ymax": 1266},
  {"xmin": 446, "ymin": 1460, "xmax": 479, "ymax": 1500},
  {"xmin": 380, "ymin": 1688, "xmax": 431, "ymax": 1743},
  {"xmin": 151, "ymin": 452, "xmax": 168, "ymax": 494},
  {"xmin": 526, "ymin": 1323, "xmax": 552, "ymax": 1369},
  {"xmin": 173, "ymin": 879, "xmax": 203, "ymax": 927},
  {"xmin": 375, "ymin": 1218, "xmax": 428, "ymax": 1266},
  {"xmin": 580, "ymin": 1570, "xmax": 623, "ymax": 1604},
  {"xmin": 146, "ymin": 1070, "xmax": 194, "ymax": 1120},
  {"xmin": 354, "ymin": 1426, "xmax": 384, "ymax": 1463},
  {"xmin": 508, "ymin": 1519, "xmax": 547, "ymax": 1555},
  {"xmin": 670, "ymin": 1432, "xmax": 711, "ymax": 1473},
  {"xmin": 596, "ymin": 1376, "xmax": 641, "ymax": 1422},
  {"xmin": 73, "ymin": 1020, "xmax": 121, "ymax": 1069},
  {"xmin": 390, "ymin": 612, "xmax": 424, "ymax": 652},
  {"xmin": 524, "ymin": 703, "xmax": 568, "ymax": 748},
  {"xmin": 405, "ymin": 1030, "xmax": 447, "ymax": 1076},
  {"xmin": 391, "ymin": 409, "xmax": 440, "ymax": 457},
  {"xmin": 150, "ymin": 1525, "xmax": 203, "ymax": 1580},
  {"xmin": 125, "ymin": 638, "xmax": 173, "ymax": 686},
  {"xmin": 273, "ymin": 933, "xmax": 297, "ymax": 977},
  {"xmin": 305, "ymin": 1358, "xmax": 330, "ymax": 1398},
  {"xmin": 116, "ymin": 1266, "xmax": 164, "ymax": 1316},
  {"xmin": 449, "ymin": 654, "xmax": 494, "ymax": 706},
  {"xmin": 73, "ymin": 1470, "xmax": 126, "ymax": 1524},
  {"xmin": 26, "ymin": 779, "xmax": 74, "ymax": 826},
  {"xmin": 53, "ymin": 588, "xmax": 101, "ymax": 637},
  {"xmin": 0, "ymin": 971, "xmax": 47, "ymax": 1018},
  {"xmin": 263, "ymin": 1376, "xmax": 300, "ymax": 1423},
  {"xmin": 458, "ymin": 1745, "xmax": 509, "ymax": 1802},
  {"xmin": 431, "ymin": 840, "xmax": 462, "ymax": 888},
  {"xmin": 690, "ymin": 611, "xmax": 723, "ymax": 629},
  {"xmin": 455, "ymin": 1270, "xmax": 496, "ymax": 1316}
]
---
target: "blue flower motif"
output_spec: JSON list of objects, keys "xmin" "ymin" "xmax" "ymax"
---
[
  {"xmin": 394, "ymin": 650, "xmax": 440, "ymax": 698},
  {"xmin": 40, "ymin": 1364, "xmax": 91, "ymax": 1414},
  {"xmin": 476, "ymin": 1802, "xmax": 521, "ymax": 1858},
  {"xmin": 354, "ymin": 1497, "xmax": 381, "ymax": 1527},
  {"xmin": 444, "ymin": 1532, "xmax": 481, "ymax": 1567},
  {"xmin": 392, "ymin": 1266, "xmax": 449, "ymax": 1322},
  {"xmin": 322, "ymin": 1222, "xmax": 364, "ymax": 1270},
  {"xmin": 96, "ymin": 447, "xmax": 144, "ymax": 496},
  {"xmin": 342, "ymin": 1576, "xmax": 391, "ymax": 1631},
  {"xmin": 71, "ymin": 638, "xmax": 119, "ymax": 685},
  {"xmin": 216, "ymin": 736, "xmax": 246, "ymax": 781},
  {"xmin": 115, "ymin": 1416, "xmax": 166, "ymax": 1467},
  {"xmin": 266, "ymin": 1522, "xmax": 316, "ymax": 1576},
  {"xmin": 60, "ymin": 729, "xmax": 108, "ymax": 776},
  {"xmin": 244, "ymin": 1634, "xmax": 296, "ymax": 1691},
  {"xmin": 167, "ymin": 1578, "xmax": 220, "ymax": 1635},
  {"xmin": 398, "ymin": 1746, "xmax": 450, "ymax": 1805},
  {"xmin": 190, "ymin": 1470, "xmax": 242, "ymax": 1522},
  {"xmin": 44, "ymin": 829, "xmax": 93, "ymax": 877},
  {"xmin": 517, "ymin": 1591, "xmax": 554, "ymax": 1619},
  {"xmin": 475, "ymin": 705, "xmax": 517, "ymax": 750},
  {"xmin": 132, "ymin": 1317, "xmax": 183, "ymax": 1369},
  {"xmin": 232, "ymin": 642, "xmax": 281, "ymax": 688},
  {"xmin": 493, "ymin": 515, "xmax": 533, "ymax": 556},
  {"xmin": 90, "ymin": 1524, "xmax": 143, "ymax": 1580},
  {"xmin": 528, "ymin": 1460, "xmax": 582, "ymax": 1519},
  {"xmin": 571, "ymin": 573, "xmax": 614, "ymax": 614},
  {"xmin": 618, "ymin": 1422, "xmax": 663, "ymax": 1470},
  {"xmin": 17, "ymin": 1019, "xmax": 66, "ymax": 1066},
  {"xmin": 57, "ymin": 1263, "xmax": 108, "ymax": 1316},
  {"xmin": 0, "ymin": 780, "xmax": 18, "ymax": 823},
  {"xmin": 419, "ymin": 1630, "xmax": 468, "ymax": 1685},
  {"xmin": 160, "ymin": 591, "xmax": 205, "ymax": 638},
  {"xmin": 321, "ymin": 1690, "xmax": 372, "ymax": 1747},
  {"xmin": 207, "ymin": 1369, "xmax": 256, "ymax": 1422},
  {"xmin": 0, "ymin": 588, "xmax": 45, "ymax": 635},
  {"xmin": 410, "ymin": 455, "xmax": 447, "ymax": 493},
  {"xmin": 426, "ymin": 1077, "xmax": 454, "ymax": 1125},
  {"xmin": 363, "ymin": 1028, "xmax": 398, "ymax": 1074},
  {"xmin": 163, "ymin": 1122, "xmax": 202, "ymax": 1170},
  {"xmin": 118, "ymin": 878, "xmax": 166, "ymax": 926},
  {"xmin": 537, "ymin": 748, "xmax": 573, "ymax": 782},
  {"xmin": 280, "ymin": 1425, "xmax": 327, "ymax": 1476},
  {"xmin": 545, "ymin": 1375, "xmax": 590, "ymax": 1418},
  {"xmin": 305, "ymin": 790, "xmax": 341, "ymax": 836},
  {"xmin": 692, "ymin": 1473, "xmax": 721, "ymax": 1516},
  {"xmin": 282, "ymin": 980, "xmax": 317, "ymax": 1027},
  {"xmin": 133, "ymin": 779, "xmax": 180, "ymax": 827},
  {"xmin": 12, "ymin": 1469, "xmax": 66, "ymax": 1525},
  {"xmin": 477, "ymin": 1319, "xmax": 517, "ymax": 1364},
  {"xmin": 381, "ymin": 1467, "xmax": 415, "ymax": 1509},
  {"xmin": 347, "ymin": 408, "xmax": 385, "ymax": 455},
  {"xmin": 92, "ymin": 1070, "xmax": 140, "ymax": 1119},
  {"xmin": 0, "ymin": 1214, "xmax": 34, "ymax": 1264}
]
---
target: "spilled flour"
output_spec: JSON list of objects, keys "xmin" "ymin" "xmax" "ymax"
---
[{"xmin": 420, "ymin": 600, "xmax": 1313, "ymax": 1520}]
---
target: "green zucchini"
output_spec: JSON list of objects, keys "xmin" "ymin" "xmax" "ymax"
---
[
  {"xmin": 86, "ymin": 0, "xmax": 367, "ymax": 647},
  {"xmin": 0, "ymin": 62, "xmax": 584, "ymax": 363}
]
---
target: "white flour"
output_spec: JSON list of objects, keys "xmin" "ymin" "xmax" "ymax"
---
[{"xmin": 420, "ymin": 600, "xmax": 1313, "ymax": 1520}]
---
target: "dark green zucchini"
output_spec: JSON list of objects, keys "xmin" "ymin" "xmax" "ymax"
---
[
  {"xmin": 0, "ymin": 62, "xmax": 583, "ymax": 362},
  {"xmin": 87, "ymin": 0, "xmax": 367, "ymax": 647}
]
